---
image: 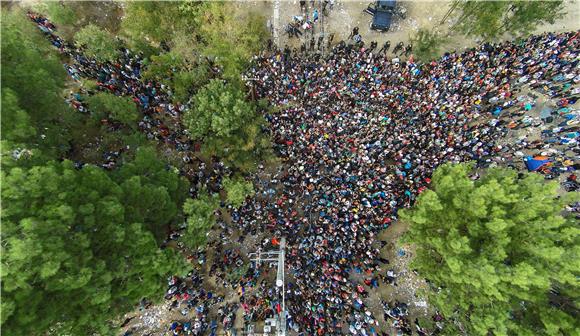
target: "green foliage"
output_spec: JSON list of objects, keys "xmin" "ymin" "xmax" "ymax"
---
[
  {"xmin": 143, "ymin": 51, "xmax": 186, "ymax": 81},
  {"xmin": 410, "ymin": 28, "xmax": 447, "ymax": 62},
  {"xmin": 182, "ymin": 192, "xmax": 220, "ymax": 249},
  {"xmin": 172, "ymin": 67, "xmax": 209, "ymax": 102},
  {"xmin": 85, "ymin": 92, "xmax": 139, "ymax": 126},
  {"xmin": 122, "ymin": 1, "xmax": 266, "ymax": 87},
  {"xmin": 223, "ymin": 175, "xmax": 255, "ymax": 207},
  {"xmin": 113, "ymin": 147, "xmax": 190, "ymax": 240},
  {"xmin": 1, "ymin": 10, "xmax": 191, "ymax": 335},
  {"xmin": 184, "ymin": 79, "xmax": 271, "ymax": 171},
  {"xmin": 185, "ymin": 79, "xmax": 255, "ymax": 138},
  {"xmin": 400, "ymin": 163, "xmax": 580, "ymax": 335},
  {"xmin": 120, "ymin": 2, "xmax": 271, "ymax": 168},
  {"xmin": 453, "ymin": 0, "xmax": 566, "ymax": 40},
  {"xmin": 1, "ymin": 89, "xmax": 37, "ymax": 143},
  {"xmin": 74, "ymin": 24, "xmax": 120, "ymax": 61},
  {"xmin": 197, "ymin": 2, "xmax": 268, "ymax": 82},
  {"xmin": 39, "ymin": 1, "xmax": 77, "ymax": 26},
  {"xmin": 119, "ymin": 131, "xmax": 152, "ymax": 153},
  {"xmin": 81, "ymin": 78, "xmax": 99, "ymax": 91},
  {"xmin": 142, "ymin": 51, "xmax": 210, "ymax": 103},
  {"xmin": 121, "ymin": 1, "xmax": 203, "ymax": 54},
  {"xmin": 1, "ymin": 9, "xmax": 72, "ymax": 155},
  {"xmin": 201, "ymin": 124, "xmax": 273, "ymax": 173},
  {"xmin": 0, "ymin": 13, "xmax": 63, "ymax": 113},
  {"xmin": 1, "ymin": 160, "xmax": 188, "ymax": 336},
  {"xmin": 121, "ymin": 2, "xmax": 167, "ymax": 45}
]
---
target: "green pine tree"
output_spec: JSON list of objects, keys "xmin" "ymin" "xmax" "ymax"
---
[
  {"xmin": 85, "ymin": 92, "xmax": 139, "ymax": 127},
  {"xmin": 400, "ymin": 163, "xmax": 579, "ymax": 335},
  {"xmin": 74, "ymin": 24, "xmax": 120, "ymax": 62},
  {"xmin": 184, "ymin": 79, "xmax": 271, "ymax": 171},
  {"xmin": 182, "ymin": 191, "xmax": 220, "ymax": 249},
  {"xmin": 1, "ymin": 9, "xmax": 75, "ymax": 159},
  {"xmin": 1, "ymin": 158, "xmax": 189, "ymax": 335},
  {"xmin": 223, "ymin": 175, "xmax": 255, "ymax": 207}
]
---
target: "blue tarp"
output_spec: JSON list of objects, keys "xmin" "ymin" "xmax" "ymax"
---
[{"xmin": 524, "ymin": 156, "xmax": 551, "ymax": 171}]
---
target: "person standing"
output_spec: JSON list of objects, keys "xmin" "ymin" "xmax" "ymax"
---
[
  {"xmin": 348, "ymin": 26, "xmax": 359, "ymax": 40},
  {"xmin": 378, "ymin": 40, "xmax": 390, "ymax": 54}
]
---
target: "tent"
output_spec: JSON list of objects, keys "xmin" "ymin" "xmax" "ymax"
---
[{"xmin": 524, "ymin": 156, "xmax": 552, "ymax": 171}]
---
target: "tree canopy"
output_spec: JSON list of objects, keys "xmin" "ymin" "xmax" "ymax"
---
[
  {"xmin": 122, "ymin": 1, "xmax": 266, "ymax": 87},
  {"xmin": 1, "ymin": 9, "xmax": 73, "ymax": 157},
  {"xmin": 121, "ymin": 1, "xmax": 201, "ymax": 53},
  {"xmin": 74, "ymin": 24, "xmax": 120, "ymax": 62},
  {"xmin": 184, "ymin": 79, "xmax": 271, "ymax": 171},
  {"xmin": 185, "ymin": 79, "xmax": 256, "ymax": 139},
  {"xmin": 223, "ymin": 176, "xmax": 255, "ymax": 207},
  {"xmin": 85, "ymin": 92, "xmax": 139, "ymax": 127},
  {"xmin": 453, "ymin": 0, "xmax": 566, "ymax": 40},
  {"xmin": 142, "ymin": 51, "xmax": 211, "ymax": 103},
  {"xmin": 195, "ymin": 2, "xmax": 268, "ymax": 82},
  {"xmin": 400, "ymin": 163, "xmax": 579, "ymax": 335},
  {"xmin": 112, "ymin": 147, "xmax": 191, "ymax": 240},
  {"xmin": 182, "ymin": 191, "xmax": 220, "ymax": 249},
  {"xmin": 36, "ymin": 1, "xmax": 77, "ymax": 27},
  {"xmin": 1, "ymin": 89, "xmax": 37, "ymax": 144},
  {"xmin": 1, "ymin": 159, "xmax": 188, "ymax": 336},
  {"xmin": 31, "ymin": 1, "xmax": 123, "ymax": 38},
  {"xmin": 1, "ymin": 4, "xmax": 268, "ymax": 334},
  {"xmin": 119, "ymin": 2, "xmax": 272, "ymax": 169}
]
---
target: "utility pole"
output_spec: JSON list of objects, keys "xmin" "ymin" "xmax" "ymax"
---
[
  {"xmin": 248, "ymin": 238, "xmax": 287, "ymax": 336},
  {"xmin": 276, "ymin": 238, "xmax": 286, "ymax": 336}
]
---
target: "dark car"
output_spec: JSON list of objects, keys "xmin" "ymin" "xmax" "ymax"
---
[{"xmin": 366, "ymin": 0, "xmax": 396, "ymax": 31}]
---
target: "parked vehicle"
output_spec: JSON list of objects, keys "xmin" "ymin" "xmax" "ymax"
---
[{"xmin": 365, "ymin": 0, "xmax": 396, "ymax": 31}]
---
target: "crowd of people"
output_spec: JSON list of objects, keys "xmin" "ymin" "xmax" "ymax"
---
[
  {"xmin": 284, "ymin": 0, "xmax": 337, "ymax": 54},
  {"xmin": 164, "ymin": 271, "xmax": 225, "ymax": 335},
  {"xmin": 28, "ymin": 9, "xmax": 578, "ymax": 336},
  {"xmin": 243, "ymin": 30, "xmax": 579, "ymax": 334}
]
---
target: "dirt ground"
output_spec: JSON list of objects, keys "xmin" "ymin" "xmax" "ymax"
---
[
  {"xmin": 359, "ymin": 219, "xmax": 433, "ymax": 335},
  {"xmin": 298, "ymin": 1, "xmax": 454, "ymax": 49},
  {"xmin": 272, "ymin": 0, "xmax": 580, "ymax": 57}
]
